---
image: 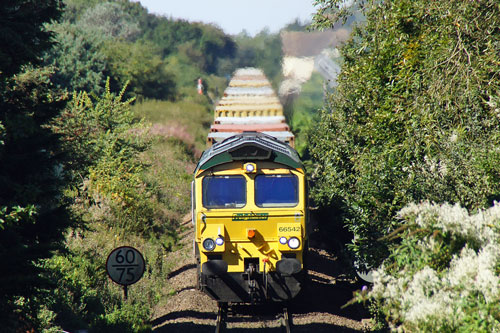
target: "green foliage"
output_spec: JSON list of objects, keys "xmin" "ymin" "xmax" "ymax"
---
[
  {"xmin": 44, "ymin": 21, "xmax": 107, "ymax": 94},
  {"xmin": 78, "ymin": 2, "xmax": 140, "ymax": 41},
  {"xmin": 0, "ymin": 66, "xmax": 70, "ymax": 331},
  {"xmin": 231, "ymin": 29, "xmax": 284, "ymax": 88},
  {"xmin": 32, "ymin": 1, "xmax": 239, "ymax": 330},
  {"xmin": 51, "ymin": 1, "xmax": 178, "ymax": 99},
  {"xmin": 45, "ymin": 83, "xmax": 182, "ymax": 331},
  {"xmin": 62, "ymin": 0, "xmax": 101, "ymax": 22},
  {"xmin": 283, "ymin": 18, "xmax": 311, "ymax": 32},
  {"xmin": 133, "ymin": 99, "xmax": 212, "ymax": 153},
  {"xmin": 197, "ymin": 24, "xmax": 237, "ymax": 73},
  {"xmin": 163, "ymin": 23, "xmax": 236, "ymax": 74},
  {"xmin": 163, "ymin": 54, "xmax": 228, "ymax": 102},
  {"xmin": 54, "ymin": 80, "xmax": 141, "ymax": 171},
  {"xmin": 140, "ymin": 17, "xmax": 236, "ymax": 73},
  {"xmin": 289, "ymin": 72, "xmax": 326, "ymax": 157},
  {"xmin": 141, "ymin": 18, "xmax": 202, "ymax": 56},
  {"xmin": 309, "ymin": 0, "xmax": 500, "ymax": 269},
  {"xmin": 133, "ymin": 99, "xmax": 212, "ymax": 216},
  {"xmin": 101, "ymin": 40, "xmax": 177, "ymax": 100},
  {"xmin": 364, "ymin": 202, "xmax": 500, "ymax": 331},
  {"xmin": 311, "ymin": 0, "xmax": 364, "ymax": 29},
  {"xmin": 50, "ymin": 0, "xmax": 239, "ymax": 99},
  {"xmin": 0, "ymin": 2, "xmax": 70, "ymax": 330},
  {"xmin": 0, "ymin": 0, "xmax": 64, "ymax": 76},
  {"xmin": 1, "ymin": 0, "xmax": 236, "ymax": 331},
  {"xmin": 53, "ymin": 80, "xmax": 174, "ymax": 235},
  {"xmin": 41, "ymin": 224, "xmax": 170, "ymax": 332}
]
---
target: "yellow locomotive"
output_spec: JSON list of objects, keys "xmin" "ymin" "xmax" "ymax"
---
[{"xmin": 192, "ymin": 132, "xmax": 308, "ymax": 303}]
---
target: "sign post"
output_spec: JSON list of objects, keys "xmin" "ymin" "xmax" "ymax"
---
[{"xmin": 106, "ymin": 246, "xmax": 145, "ymax": 300}]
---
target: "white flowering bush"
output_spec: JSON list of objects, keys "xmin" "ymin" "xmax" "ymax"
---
[{"xmin": 367, "ymin": 202, "xmax": 500, "ymax": 331}]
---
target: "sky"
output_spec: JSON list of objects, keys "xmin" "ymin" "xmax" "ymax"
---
[{"xmin": 133, "ymin": 0, "xmax": 318, "ymax": 36}]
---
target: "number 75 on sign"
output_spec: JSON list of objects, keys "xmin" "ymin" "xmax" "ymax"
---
[{"xmin": 106, "ymin": 246, "xmax": 145, "ymax": 286}]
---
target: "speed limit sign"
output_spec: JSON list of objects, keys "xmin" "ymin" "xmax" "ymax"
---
[{"xmin": 106, "ymin": 246, "xmax": 145, "ymax": 286}]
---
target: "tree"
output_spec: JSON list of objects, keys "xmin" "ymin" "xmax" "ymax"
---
[
  {"xmin": 309, "ymin": 0, "xmax": 500, "ymax": 268},
  {"xmin": 100, "ymin": 39, "xmax": 177, "ymax": 100},
  {"xmin": 198, "ymin": 24, "xmax": 237, "ymax": 73},
  {"xmin": 52, "ymin": 80, "xmax": 160, "ymax": 234},
  {"xmin": 138, "ymin": 14, "xmax": 236, "ymax": 74},
  {"xmin": 78, "ymin": 2, "xmax": 140, "ymax": 41},
  {"xmin": 61, "ymin": 0, "xmax": 101, "ymax": 22},
  {"xmin": 284, "ymin": 18, "xmax": 310, "ymax": 32},
  {"xmin": 44, "ymin": 21, "xmax": 107, "ymax": 94},
  {"xmin": 0, "ymin": 0, "xmax": 63, "ymax": 76},
  {"xmin": 0, "ymin": 1, "xmax": 70, "ymax": 330},
  {"xmin": 232, "ymin": 29, "xmax": 283, "ymax": 87}
]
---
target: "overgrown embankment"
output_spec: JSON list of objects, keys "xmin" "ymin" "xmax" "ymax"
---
[{"xmin": 40, "ymin": 93, "xmax": 213, "ymax": 332}]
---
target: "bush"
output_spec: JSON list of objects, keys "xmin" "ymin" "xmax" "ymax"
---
[
  {"xmin": 288, "ymin": 72, "xmax": 326, "ymax": 157},
  {"xmin": 365, "ymin": 202, "xmax": 500, "ymax": 331},
  {"xmin": 0, "ymin": 66, "xmax": 70, "ymax": 332},
  {"xmin": 309, "ymin": 0, "xmax": 500, "ymax": 269},
  {"xmin": 53, "ymin": 80, "xmax": 176, "ymax": 235}
]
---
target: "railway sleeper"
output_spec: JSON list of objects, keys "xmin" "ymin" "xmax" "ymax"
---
[{"xmin": 214, "ymin": 302, "xmax": 292, "ymax": 333}]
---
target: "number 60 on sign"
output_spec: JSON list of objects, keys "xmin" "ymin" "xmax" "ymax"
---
[{"xmin": 106, "ymin": 246, "xmax": 145, "ymax": 286}]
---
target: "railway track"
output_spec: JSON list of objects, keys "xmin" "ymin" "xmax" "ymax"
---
[{"xmin": 215, "ymin": 303, "xmax": 292, "ymax": 333}]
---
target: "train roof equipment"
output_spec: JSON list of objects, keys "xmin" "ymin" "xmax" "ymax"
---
[
  {"xmin": 207, "ymin": 131, "xmax": 295, "ymax": 147},
  {"xmin": 196, "ymin": 132, "xmax": 302, "ymax": 173}
]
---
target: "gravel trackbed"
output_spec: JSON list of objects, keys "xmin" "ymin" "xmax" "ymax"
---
[{"xmin": 152, "ymin": 217, "xmax": 373, "ymax": 332}]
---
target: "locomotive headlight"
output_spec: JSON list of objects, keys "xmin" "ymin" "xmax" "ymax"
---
[
  {"xmin": 288, "ymin": 237, "xmax": 300, "ymax": 249},
  {"xmin": 203, "ymin": 238, "xmax": 216, "ymax": 251},
  {"xmin": 215, "ymin": 237, "xmax": 224, "ymax": 246},
  {"xmin": 279, "ymin": 236, "xmax": 288, "ymax": 245},
  {"xmin": 244, "ymin": 162, "xmax": 256, "ymax": 173}
]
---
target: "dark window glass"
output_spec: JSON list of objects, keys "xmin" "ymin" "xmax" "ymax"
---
[
  {"xmin": 229, "ymin": 146, "xmax": 271, "ymax": 159},
  {"xmin": 203, "ymin": 175, "xmax": 246, "ymax": 208},
  {"xmin": 255, "ymin": 174, "xmax": 298, "ymax": 207}
]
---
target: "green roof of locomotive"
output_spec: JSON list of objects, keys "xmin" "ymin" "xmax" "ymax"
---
[{"xmin": 195, "ymin": 132, "xmax": 303, "ymax": 174}]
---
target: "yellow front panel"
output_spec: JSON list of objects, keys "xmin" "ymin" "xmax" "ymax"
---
[{"xmin": 195, "ymin": 161, "xmax": 307, "ymax": 274}]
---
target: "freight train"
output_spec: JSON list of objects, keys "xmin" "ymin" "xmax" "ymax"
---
[{"xmin": 192, "ymin": 68, "xmax": 307, "ymax": 305}]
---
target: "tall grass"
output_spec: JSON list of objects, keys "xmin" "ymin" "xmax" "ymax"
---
[{"xmin": 133, "ymin": 98, "xmax": 212, "ymax": 154}]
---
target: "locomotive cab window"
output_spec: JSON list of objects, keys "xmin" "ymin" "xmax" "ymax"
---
[
  {"xmin": 203, "ymin": 175, "xmax": 246, "ymax": 208},
  {"xmin": 255, "ymin": 174, "xmax": 298, "ymax": 207}
]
